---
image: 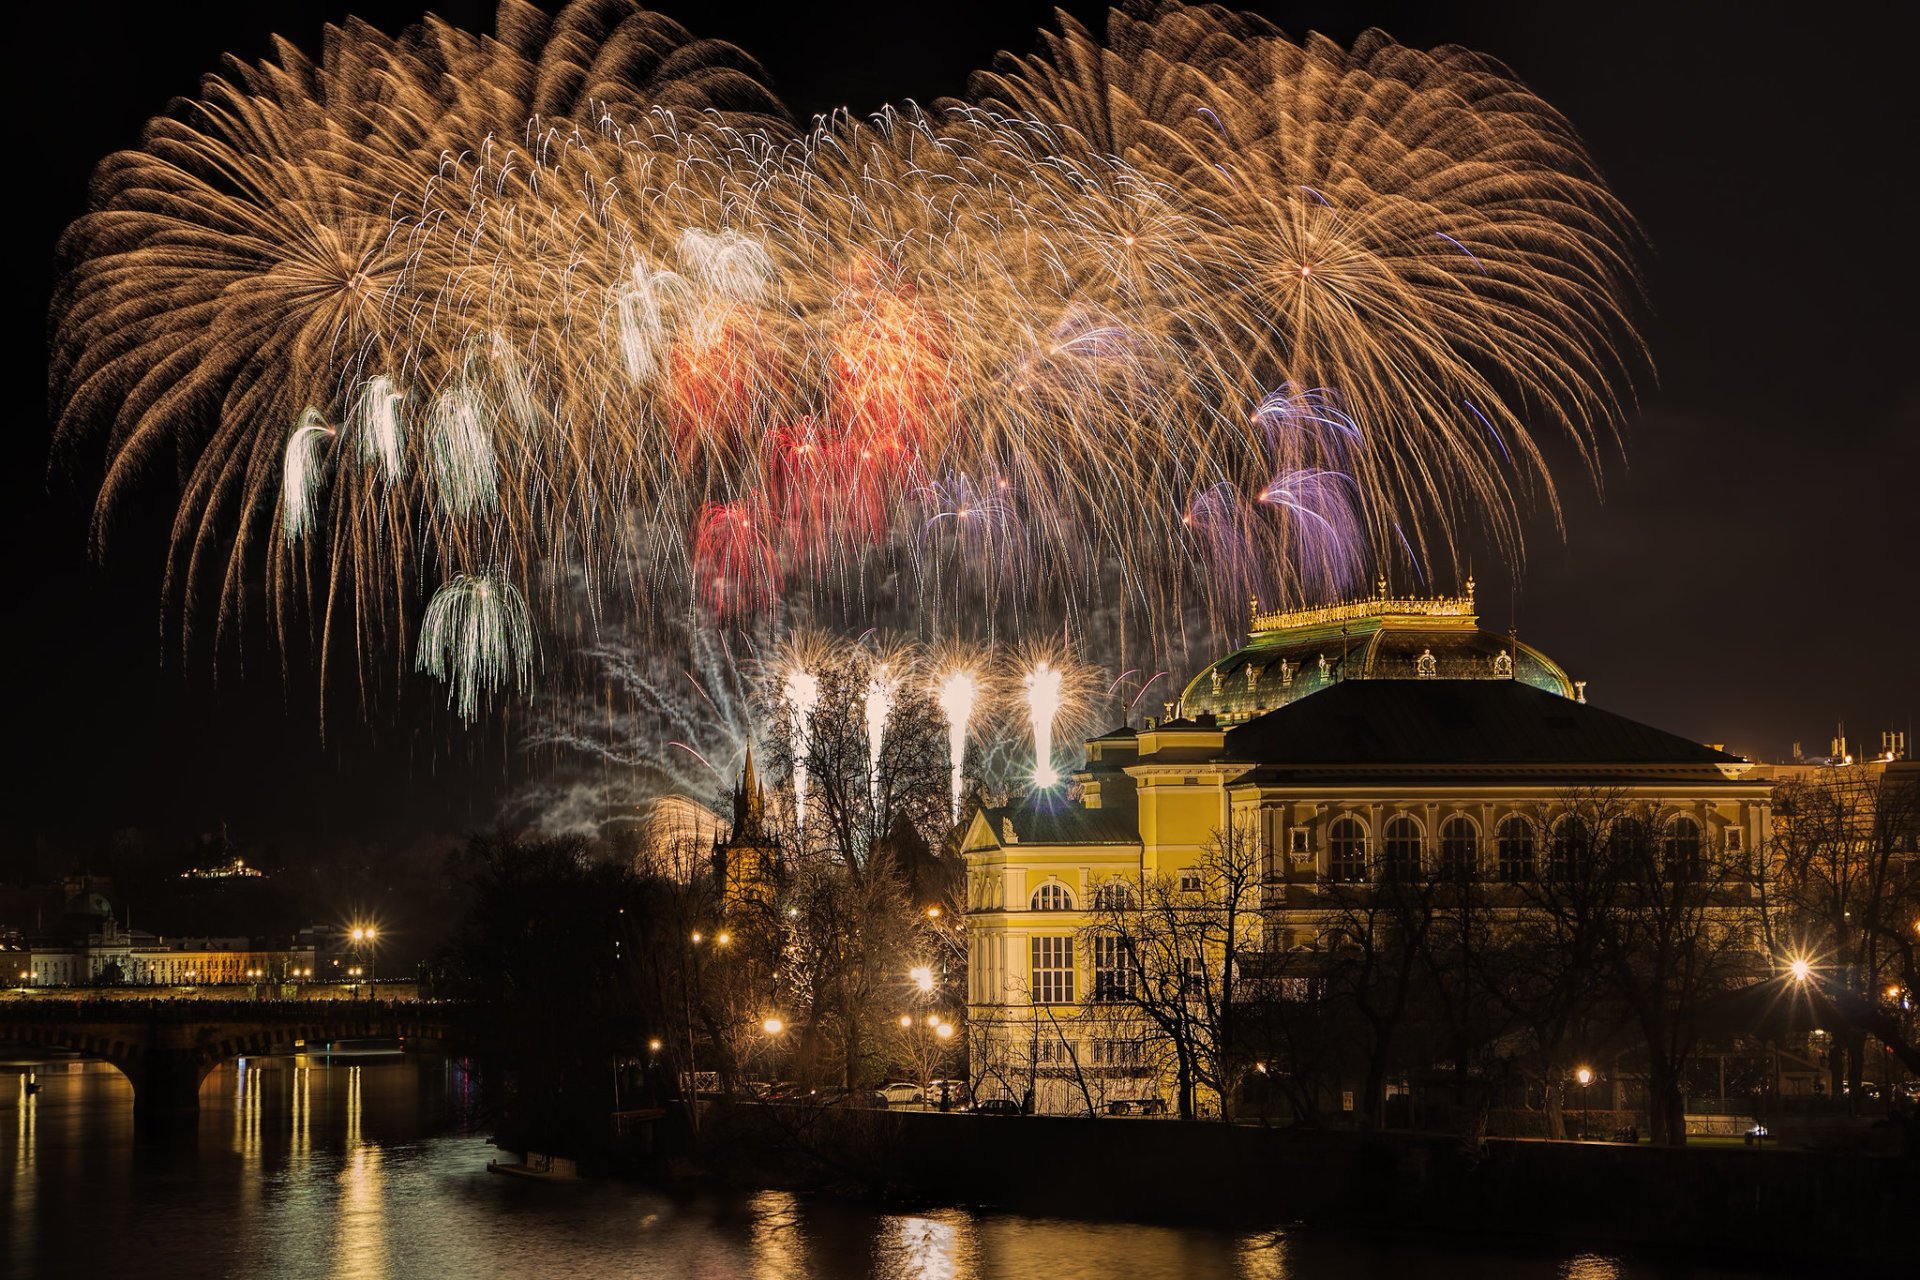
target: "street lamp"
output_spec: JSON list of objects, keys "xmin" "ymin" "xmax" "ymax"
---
[
  {"xmin": 1790, "ymin": 957, "xmax": 1812, "ymax": 982},
  {"xmin": 762, "ymin": 1016, "xmax": 784, "ymax": 1036},
  {"xmin": 1575, "ymin": 1066, "xmax": 1594, "ymax": 1141},
  {"xmin": 910, "ymin": 965, "xmax": 934, "ymax": 995}
]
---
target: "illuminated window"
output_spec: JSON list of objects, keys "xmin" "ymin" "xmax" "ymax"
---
[
  {"xmin": 1328, "ymin": 817, "xmax": 1368, "ymax": 882},
  {"xmin": 1030, "ymin": 936, "xmax": 1075, "ymax": 1004},
  {"xmin": 1090, "ymin": 933, "xmax": 1133, "ymax": 1001},
  {"xmin": 1029, "ymin": 881, "xmax": 1075, "ymax": 912},
  {"xmin": 1496, "ymin": 815, "xmax": 1536, "ymax": 882},
  {"xmin": 1381, "ymin": 816, "xmax": 1423, "ymax": 881},
  {"xmin": 1439, "ymin": 815, "xmax": 1478, "ymax": 879},
  {"xmin": 1091, "ymin": 880, "xmax": 1136, "ymax": 912}
]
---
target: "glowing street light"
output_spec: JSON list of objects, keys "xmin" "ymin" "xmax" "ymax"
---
[
  {"xmin": 762, "ymin": 1016, "xmax": 785, "ymax": 1036},
  {"xmin": 1575, "ymin": 1065, "xmax": 1594, "ymax": 1142},
  {"xmin": 935, "ymin": 1023, "xmax": 955, "ymax": 1041},
  {"xmin": 909, "ymin": 965, "xmax": 934, "ymax": 994},
  {"xmin": 899, "ymin": 1014, "xmax": 914, "ymax": 1029},
  {"xmin": 648, "ymin": 1038, "xmax": 663, "ymax": 1053},
  {"xmin": 1790, "ymin": 957, "xmax": 1812, "ymax": 983},
  {"xmin": 715, "ymin": 931, "xmax": 732, "ymax": 947}
]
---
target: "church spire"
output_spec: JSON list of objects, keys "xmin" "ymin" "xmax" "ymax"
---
[{"xmin": 733, "ymin": 743, "xmax": 765, "ymax": 840}]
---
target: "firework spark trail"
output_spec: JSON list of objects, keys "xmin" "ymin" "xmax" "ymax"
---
[
  {"xmin": 415, "ymin": 572, "xmax": 534, "ymax": 723},
  {"xmin": 52, "ymin": 0, "xmax": 1647, "ymax": 736},
  {"xmin": 864, "ymin": 659, "xmax": 897, "ymax": 811},
  {"xmin": 1023, "ymin": 660, "xmax": 1065, "ymax": 788},
  {"xmin": 936, "ymin": 666, "xmax": 979, "ymax": 822},
  {"xmin": 782, "ymin": 662, "xmax": 820, "ymax": 828}
]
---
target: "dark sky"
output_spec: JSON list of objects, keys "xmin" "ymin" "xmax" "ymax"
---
[{"xmin": 5, "ymin": 1, "xmax": 1916, "ymax": 866}]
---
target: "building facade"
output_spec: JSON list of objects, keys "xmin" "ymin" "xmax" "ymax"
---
[{"xmin": 962, "ymin": 587, "xmax": 1773, "ymax": 1114}]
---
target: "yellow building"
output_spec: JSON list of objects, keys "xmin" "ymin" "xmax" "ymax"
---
[{"xmin": 961, "ymin": 586, "xmax": 1772, "ymax": 1115}]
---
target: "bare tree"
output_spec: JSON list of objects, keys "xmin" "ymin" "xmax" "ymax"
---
[{"xmin": 1085, "ymin": 815, "xmax": 1265, "ymax": 1119}]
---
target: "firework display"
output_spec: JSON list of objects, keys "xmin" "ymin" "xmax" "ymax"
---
[{"xmin": 52, "ymin": 0, "xmax": 1643, "ymax": 731}]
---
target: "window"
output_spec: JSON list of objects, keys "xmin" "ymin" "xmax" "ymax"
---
[
  {"xmin": 1091, "ymin": 879, "xmax": 1136, "ymax": 911},
  {"xmin": 1031, "ymin": 936, "xmax": 1075, "ymax": 1004},
  {"xmin": 1288, "ymin": 827, "xmax": 1312, "ymax": 857},
  {"xmin": 1091, "ymin": 933, "xmax": 1133, "ymax": 1001},
  {"xmin": 1178, "ymin": 869, "xmax": 1203, "ymax": 894},
  {"xmin": 1030, "ymin": 881, "xmax": 1075, "ymax": 912},
  {"xmin": 1439, "ymin": 815, "xmax": 1478, "ymax": 879},
  {"xmin": 1495, "ymin": 815, "xmax": 1535, "ymax": 882},
  {"xmin": 1382, "ymin": 815, "xmax": 1423, "ymax": 881},
  {"xmin": 1725, "ymin": 825, "xmax": 1744, "ymax": 855},
  {"xmin": 1089, "ymin": 1039, "xmax": 1143, "ymax": 1067},
  {"xmin": 1328, "ymin": 817, "xmax": 1367, "ymax": 882},
  {"xmin": 1549, "ymin": 815, "xmax": 1592, "ymax": 878},
  {"xmin": 1609, "ymin": 817, "xmax": 1652, "ymax": 877},
  {"xmin": 1664, "ymin": 815, "xmax": 1704, "ymax": 881},
  {"xmin": 1034, "ymin": 1035, "xmax": 1075, "ymax": 1066}
]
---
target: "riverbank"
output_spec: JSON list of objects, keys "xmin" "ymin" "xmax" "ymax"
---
[{"xmin": 678, "ymin": 1102, "xmax": 1915, "ymax": 1273}]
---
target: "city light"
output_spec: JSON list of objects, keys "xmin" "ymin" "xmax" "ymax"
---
[
  {"xmin": 716, "ymin": 931, "xmax": 732, "ymax": 947},
  {"xmin": 1790, "ymin": 957, "xmax": 1812, "ymax": 982},
  {"xmin": 762, "ymin": 1017, "xmax": 784, "ymax": 1036},
  {"xmin": 690, "ymin": 931, "xmax": 703, "ymax": 944},
  {"xmin": 935, "ymin": 1023, "xmax": 955, "ymax": 1041},
  {"xmin": 648, "ymin": 1038, "xmax": 663, "ymax": 1053},
  {"xmin": 909, "ymin": 965, "xmax": 934, "ymax": 994},
  {"xmin": 1575, "ymin": 1066, "xmax": 1593, "ymax": 1087},
  {"xmin": 899, "ymin": 1014, "xmax": 913, "ymax": 1029}
]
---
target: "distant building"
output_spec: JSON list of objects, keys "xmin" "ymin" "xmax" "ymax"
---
[{"xmin": 12, "ymin": 887, "xmax": 320, "ymax": 988}]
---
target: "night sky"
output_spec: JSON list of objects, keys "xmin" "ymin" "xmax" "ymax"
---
[{"xmin": 5, "ymin": 1, "xmax": 1915, "ymax": 867}]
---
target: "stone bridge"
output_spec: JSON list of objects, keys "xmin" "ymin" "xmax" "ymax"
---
[{"xmin": 0, "ymin": 998, "xmax": 472, "ymax": 1125}]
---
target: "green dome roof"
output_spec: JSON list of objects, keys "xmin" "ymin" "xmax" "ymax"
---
[{"xmin": 1179, "ymin": 580, "xmax": 1574, "ymax": 725}]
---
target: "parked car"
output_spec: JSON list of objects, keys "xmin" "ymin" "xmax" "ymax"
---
[
  {"xmin": 1106, "ymin": 1097, "xmax": 1168, "ymax": 1116},
  {"xmin": 927, "ymin": 1079, "xmax": 966, "ymax": 1110},
  {"xmin": 877, "ymin": 1082, "xmax": 925, "ymax": 1106},
  {"xmin": 969, "ymin": 1097, "xmax": 1023, "ymax": 1116}
]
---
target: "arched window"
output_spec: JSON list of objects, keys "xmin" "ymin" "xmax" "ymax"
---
[
  {"xmin": 1609, "ymin": 816, "xmax": 1653, "ymax": 878},
  {"xmin": 1327, "ymin": 817, "xmax": 1367, "ymax": 883},
  {"xmin": 1664, "ymin": 815, "xmax": 1704, "ymax": 881},
  {"xmin": 1549, "ymin": 815, "xmax": 1592, "ymax": 879},
  {"xmin": 1381, "ymin": 815, "xmax": 1423, "ymax": 881},
  {"xmin": 1438, "ymin": 815, "xmax": 1478, "ymax": 880},
  {"xmin": 1495, "ymin": 815, "xmax": 1536, "ymax": 883},
  {"xmin": 1091, "ymin": 879, "xmax": 1137, "ymax": 912},
  {"xmin": 1030, "ymin": 881, "xmax": 1075, "ymax": 912}
]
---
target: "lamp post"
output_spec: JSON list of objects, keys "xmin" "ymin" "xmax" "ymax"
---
[{"xmin": 1575, "ymin": 1066, "xmax": 1594, "ymax": 1141}]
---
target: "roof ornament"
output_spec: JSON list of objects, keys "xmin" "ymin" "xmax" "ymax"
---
[
  {"xmin": 1493, "ymin": 650, "xmax": 1513, "ymax": 678},
  {"xmin": 1376, "ymin": 575, "xmax": 1388, "ymax": 598},
  {"xmin": 1279, "ymin": 658, "xmax": 1294, "ymax": 688},
  {"xmin": 1317, "ymin": 653, "xmax": 1330, "ymax": 683},
  {"xmin": 1416, "ymin": 648, "xmax": 1438, "ymax": 679},
  {"xmin": 1245, "ymin": 663, "xmax": 1259, "ymax": 693},
  {"xmin": 1210, "ymin": 668, "xmax": 1224, "ymax": 695},
  {"xmin": 1163, "ymin": 701, "xmax": 1176, "ymax": 721},
  {"xmin": 1574, "ymin": 680, "xmax": 1587, "ymax": 704},
  {"xmin": 1001, "ymin": 816, "xmax": 1018, "ymax": 845}
]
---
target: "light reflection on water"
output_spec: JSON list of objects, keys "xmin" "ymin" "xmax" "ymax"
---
[{"xmin": 0, "ymin": 1056, "xmax": 1762, "ymax": 1280}]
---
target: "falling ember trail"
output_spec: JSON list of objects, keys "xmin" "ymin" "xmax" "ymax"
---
[{"xmin": 1024, "ymin": 661, "xmax": 1063, "ymax": 789}]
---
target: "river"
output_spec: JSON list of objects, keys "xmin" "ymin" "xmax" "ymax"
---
[{"xmin": 2, "ymin": 1053, "xmax": 1769, "ymax": 1280}]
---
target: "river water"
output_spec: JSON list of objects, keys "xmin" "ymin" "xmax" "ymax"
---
[{"xmin": 2, "ymin": 1053, "xmax": 1766, "ymax": 1280}]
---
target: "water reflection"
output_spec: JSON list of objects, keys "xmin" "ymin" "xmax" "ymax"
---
[{"xmin": 0, "ymin": 1054, "xmax": 1766, "ymax": 1280}]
